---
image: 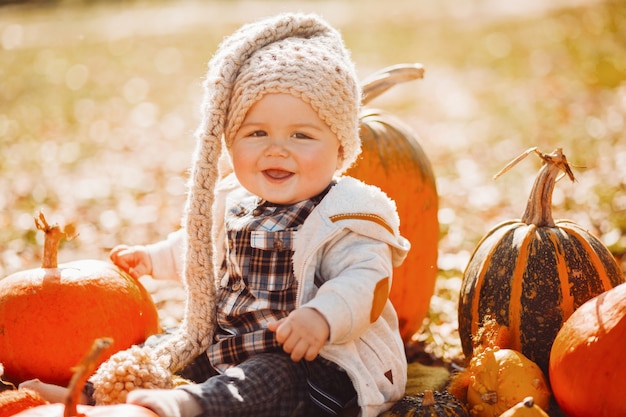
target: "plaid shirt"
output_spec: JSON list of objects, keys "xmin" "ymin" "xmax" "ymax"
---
[{"xmin": 207, "ymin": 185, "xmax": 331, "ymax": 369}]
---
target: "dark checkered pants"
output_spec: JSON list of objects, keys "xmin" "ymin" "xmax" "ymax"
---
[{"xmin": 176, "ymin": 352, "xmax": 358, "ymax": 417}]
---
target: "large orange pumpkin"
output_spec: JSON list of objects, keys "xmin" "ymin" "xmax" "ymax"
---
[
  {"xmin": 458, "ymin": 148, "xmax": 625, "ymax": 374},
  {"xmin": 348, "ymin": 63, "xmax": 439, "ymax": 341},
  {"xmin": 549, "ymin": 282, "xmax": 626, "ymax": 417},
  {"xmin": 0, "ymin": 213, "xmax": 161, "ymax": 386}
]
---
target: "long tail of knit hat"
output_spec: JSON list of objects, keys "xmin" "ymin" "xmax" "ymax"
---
[{"xmin": 89, "ymin": 12, "xmax": 361, "ymax": 404}]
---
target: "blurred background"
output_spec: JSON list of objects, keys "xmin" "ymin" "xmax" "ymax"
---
[{"xmin": 1, "ymin": 0, "xmax": 625, "ymax": 354}]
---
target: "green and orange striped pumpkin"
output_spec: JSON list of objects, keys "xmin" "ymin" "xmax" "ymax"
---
[{"xmin": 458, "ymin": 148, "xmax": 625, "ymax": 374}]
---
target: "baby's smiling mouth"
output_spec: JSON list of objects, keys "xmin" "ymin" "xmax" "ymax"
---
[{"xmin": 263, "ymin": 169, "xmax": 294, "ymax": 180}]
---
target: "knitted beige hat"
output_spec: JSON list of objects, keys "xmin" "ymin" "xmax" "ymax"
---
[
  {"xmin": 90, "ymin": 12, "xmax": 361, "ymax": 404},
  {"xmin": 211, "ymin": 13, "xmax": 361, "ymax": 172}
]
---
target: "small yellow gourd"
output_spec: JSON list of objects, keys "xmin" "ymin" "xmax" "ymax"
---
[
  {"xmin": 466, "ymin": 347, "xmax": 550, "ymax": 417},
  {"xmin": 499, "ymin": 397, "xmax": 549, "ymax": 417}
]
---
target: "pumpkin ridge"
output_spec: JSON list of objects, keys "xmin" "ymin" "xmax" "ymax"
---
[
  {"xmin": 360, "ymin": 112, "xmax": 435, "ymax": 178},
  {"xmin": 557, "ymin": 225, "xmax": 618, "ymax": 308},
  {"xmin": 517, "ymin": 227, "xmax": 566, "ymax": 369},
  {"xmin": 546, "ymin": 229, "xmax": 575, "ymax": 320},
  {"xmin": 476, "ymin": 229, "xmax": 520, "ymax": 333},
  {"xmin": 556, "ymin": 229, "xmax": 597, "ymax": 315},
  {"xmin": 558, "ymin": 221, "xmax": 624, "ymax": 292},
  {"xmin": 508, "ymin": 225, "xmax": 537, "ymax": 351},
  {"xmin": 466, "ymin": 226, "xmax": 514, "ymax": 341},
  {"xmin": 460, "ymin": 223, "xmax": 521, "ymax": 352}
]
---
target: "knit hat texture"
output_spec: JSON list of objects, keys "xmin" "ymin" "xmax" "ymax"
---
[
  {"xmin": 90, "ymin": 12, "xmax": 361, "ymax": 403},
  {"xmin": 220, "ymin": 14, "xmax": 362, "ymax": 172}
]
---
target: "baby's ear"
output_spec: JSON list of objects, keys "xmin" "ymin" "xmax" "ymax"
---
[
  {"xmin": 218, "ymin": 148, "xmax": 234, "ymax": 179},
  {"xmin": 336, "ymin": 146, "xmax": 345, "ymax": 170}
]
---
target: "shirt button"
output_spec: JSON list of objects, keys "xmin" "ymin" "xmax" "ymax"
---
[{"xmin": 232, "ymin": 281, "xmax": 242, "ymax": 291}]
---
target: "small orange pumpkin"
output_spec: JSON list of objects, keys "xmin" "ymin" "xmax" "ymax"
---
[
  {"xmin": 348, "ymin": 63, "xmax": 439, "ymax": 341},
  {"xmin": 549, "ymin": 282, "xmax": 626, "ymax": 417},
  {"xmin": 458, "ymin": 148, "xmax": 625, "ymax": 373},
  {"xmin": 0, "ymin": 213, "xmax": 161, "ymax": 386}
]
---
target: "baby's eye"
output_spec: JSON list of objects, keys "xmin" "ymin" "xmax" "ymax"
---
[
  {"xmin": 249, "ymin": 130, "xmax": 267, "ymax": 137},
  {"xmin": 293, "ymin": 132, "xmax": 313, "ymax": 139}
]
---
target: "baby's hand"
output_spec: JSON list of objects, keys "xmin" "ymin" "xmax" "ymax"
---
[
  {"xmin": 268, "ymin": 307, "xmax": 329, "ymax": 362},
  {"xmin": 109, "ymin": 245, "xmax": 152, "ymax": 280}
]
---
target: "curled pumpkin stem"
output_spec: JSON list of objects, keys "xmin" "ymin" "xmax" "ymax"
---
[
  {"xmin": 493, "ymin": 147, "xmax": 539, "ymax": 180},
  {"xmin": 493, "ymin": 147, "xmax": 576, "ymax": 182},
  {"xmin": 493, "ymin": 148, "xmax": 577, "ymax": 227},
  {"xmin": 64, "ymin": 337, "xmax": 114, "ymax": 417},
  {"xmin": 360, "ymin": 63, "xmax": 424, "ymax": 104}
]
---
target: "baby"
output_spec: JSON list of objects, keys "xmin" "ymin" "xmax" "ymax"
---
[{"xmin": 27, "ymin": 12, "xmax": 410, "ymax": 417}]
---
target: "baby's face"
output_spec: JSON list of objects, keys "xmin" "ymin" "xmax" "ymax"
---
[{"xmin": 230, "ymin": 93, "xmax": 342, "ymax": 205}]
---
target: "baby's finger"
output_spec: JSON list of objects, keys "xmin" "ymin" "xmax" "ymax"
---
[
  {"xmin": 303, "ymin": 345, "xmax": 320, "ymax": 362},
  {"xmin": 288, "ymin": 340, "xmax": 308, "ymax": 362},
  {"xmin": 113, "ymin": 258, "xmax": 130, "ymax": 270},
  {"xmin": 127, "ymin": 267, "xmax": 141, "ymax": 280},
  {"xmin": 266, "ymin": 318, "xmax": 285, "ymax": 332},
  {"xmin": 273, "ymin": 319, "xmax": 293, "ymax": 344},
  {"xmin": 281, "ymin": 332, "xmax": 297, "ymax": 353},
  {"xmin": 109, "ymin": 245, "xmax": 129, "ymax": 260}
]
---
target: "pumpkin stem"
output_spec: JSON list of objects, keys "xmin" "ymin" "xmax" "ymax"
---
[
  {"xmin": 422, "ymin": 390, "xmax": 435, "ymax": 407},
  {"xmin": 360, "ymin": 63, "xmax": 424, "ymax": 105},
  {"xmin": 64, "ymin": 337, "xmax": 113, "ymax": 417},
  {"xmin": 35, "ymin": 211, "xmax": 62, "ymax": 269},
  {"xmin": 481, "ymin": 390, "xmax": 499, "ymax": 405},
  {"xmin": 519, "ymin": 148, "xmax": 576, "ymax": 227},
  {"xmin": 34, "ymin": 211, "xmax": 77, "ymax": 269}
]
